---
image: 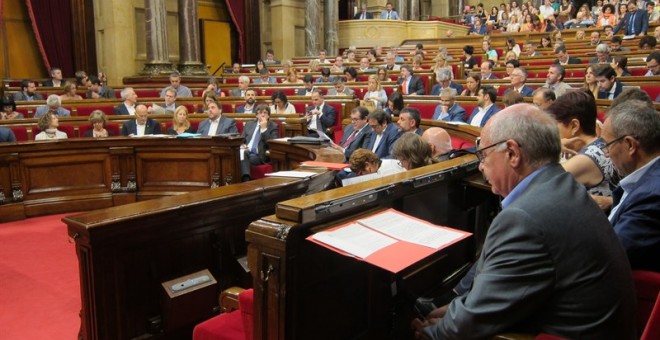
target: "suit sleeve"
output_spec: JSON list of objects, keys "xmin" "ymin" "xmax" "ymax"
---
[
  {"xmin": 613, "ymin": 191, "xmax": 660, "ymax": 270},
  {"xmin": 613, "ymin": 15, "xmax": 625, "ymax": 34},
  {"xmin": 320, "ymin": 107, "xmax": 336, "ymax": 130},
  {"xmin": 424, "ymin": 208, "xmax": 555, "ymax": 339},
  {"xmin": 641, "ymin": 12, "xmax": 649, "ymax": 34},
  {"xmin": 228, "ymin": 119, "xmax": 239, "ymax": 134},
  {"xmin": 413, "ymin": 78, "xmax": 426, "ymax": 95},
  {"xmin": 121, "ymin": 123, "xmax": 130, "ymax": 136},
  {"xmin": 153, "ymin": 121, "xmax": 161, "ymax": 134}
]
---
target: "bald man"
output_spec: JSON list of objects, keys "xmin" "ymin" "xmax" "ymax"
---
[{"xmin": 421, "ymin": 127, "xmax": 452, "ymax": 159}]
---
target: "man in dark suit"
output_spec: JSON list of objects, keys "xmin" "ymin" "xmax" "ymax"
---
[
  {"xmin": 235, "ymin": 89, "xmax": 257, "ymax": 113},
  {"xmin": 305, "ymin": 90, "xmax": 336, "ymax": 138},
  {"xmin": 121, "ymin": 105, "xmax": 161, "ymax": 136},
  {"xmin": 397, "ymin": 65, "xmax": 425, "ymax": 96},
  {"xmin": 85, "ymin": 75, "xmax": 116, "ymax": 99},
  {"xmin": 113, "ymin": 87, "xmax": 138, "ymax": 115},
  {"xmin": 432, "ymin": 88, "xmax": 467, "ymax": 123},
  {"xmin": 503, "ymin": 67, "xmax": 534, "ymax": 97},
  {"xmin": 397, "ymin": 107, "xmax": 423, "ymax": 136},
  {"xmin": 0, "ymin": 127, "xmax": 16, "ymax": 143},
  {"xmin": 603, "ymin": 100, "xmax": 660, "ymax": 272},
  {"xmin": 553, "ymin": 45, "xmax": 582, "ymax": 65},
  {"xmin": 613, "ymin": 1, "xmax": 649, "ymax": 36},
  {"xmin": 296, "ymin": 75, "xmax": 315, "ymax": 96},
  {"xmin": 42, "ymin": 67, "xmax": 63, "ymax": 87},
  {"xmin": 197, "ymin": 100, "xmax": 238, "ymax": 135},
  {"xmin": 364, "ymin": 109, "xmax": 400, "ymax": 158},
  {"xmin": 479, "ymin": 60, "xmax": 498, "ymax": 80},
  {"xmin": 414, "ymin": 104, "xmax": 636, "ymax": 339},
  {"xmin": 469, "ymin": 85, "xmax": 500, "ymax": 127},
  {"xmin": 12, "ymin": 80, "xmax": 44, "ymax": 101},
  {"xmin": 330, "ymin": 106, "xmax": 372, "ymax": 161},
  {"xmin": 595, "ymin": 65, "xmax": 625, "ymax": 100},
  {"xmin": 230, "ymin": 76, "xmax": 251, "ymax": 97},
  {"xmin": 353, "ymin": 3, "xmax": 373, "ymax": 19},
  {"xmin": 431, "ymin": 68, "xmax": 463, "ymax": 96},
  {"xmin": 240, "ymin": 104, "xmax": 280, "ymax": 181}
]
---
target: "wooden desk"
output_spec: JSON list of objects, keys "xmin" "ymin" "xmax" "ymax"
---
[
  {"xmin": 0, "ymin": 136, "xmax": 242, "ymax": 222},
  {"xmin": 268, "ymin": 139, "xmax": 346, "ymax": 172}
]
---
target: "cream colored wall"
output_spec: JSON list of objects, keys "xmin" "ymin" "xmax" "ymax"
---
[
  {"xmin": 266, "ymin": 0, "xmax": 306, "ymax": 62},
  {"xmin": 431, "ymin": 0, "xmax": 452, "ymax": 18}
]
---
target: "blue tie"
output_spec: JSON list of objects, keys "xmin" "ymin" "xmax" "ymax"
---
[
  {"xmin": 251, "ymin": 128, "xmax": 260, "ymax": 153},
  {"xmin": 629, "ymin": 12, "xmax": 636, "ymax": 35}
]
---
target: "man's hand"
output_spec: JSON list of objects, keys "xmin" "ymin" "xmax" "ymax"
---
[{"xmin": 258, "ymin": 116, "xmax": 268, "ymax": 129}]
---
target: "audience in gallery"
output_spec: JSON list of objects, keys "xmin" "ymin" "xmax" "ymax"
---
[
  {"xmin": 35, "ymin": 112, "xmax": 68, "ymax": 140},
  {"xmin": 1, "ymin": 96, "xmax": 24, "ymax": 120},
  {"xmin": 83, "ymin": 110, "xmax": 113, "ymax": 138},
  {"xmin": 167, "ymin": 106, "xmax": 195, "ymax": 136}
]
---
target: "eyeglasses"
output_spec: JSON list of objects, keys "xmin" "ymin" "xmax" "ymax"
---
[
  {"xmin": 474, "ymin": 137, "xmax": 509, "ymax": 163},
  {"xmin": 600, "ymin": 135, "xmax": 635, "ymax": 154}
]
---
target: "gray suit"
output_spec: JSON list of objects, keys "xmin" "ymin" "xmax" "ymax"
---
[
  {"xmin": 12, "ymin": 92, "xmax": 44, "ymax": 101},
  {"xmin": 425, "ymin": 164, "xmax": 636, "ymax": 339},
  {"xmin": 34, "ymin": 106, "xmax": 71, "ymax": 118},
  {"xmin": 196, "ymin": 116, "xmax": 238, "ymax": 135}
]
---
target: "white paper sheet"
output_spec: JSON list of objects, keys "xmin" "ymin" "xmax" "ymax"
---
[
  {"xmin": 264, "ymin": 171, "xmax": 318, "ymax": 178},
  {"xmin": 312, "ymin": 223, "xmax": 397, "ymax": 258}
]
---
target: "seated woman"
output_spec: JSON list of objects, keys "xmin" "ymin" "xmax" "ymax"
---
[
  {"xmin": 411, "ymin": 55, "xmax": 424, "ymax": 72},
  {"xmin": 197, "ymin": 92, "xmax": 218, "ymax": 113},
  {"xmin": 269, "ymin": 91, "xmax": 296, "ymax": 114},
  {"xmin": 278, "ymin": 60, "xmax": 293, "ymax": 74},
  {"xmin": 1, "ymin": 96, "xmax": 24, "ymax": 120},
  {"xmin": 282, "ymin": 68, "xmax": 303, "ymax": 84},
  {"xmin": 376, "ymin": 67, "xmax": 389, "ymax": 82},
  {"xmin": 460, "ymin": 73, "xmax": 481, "ymax": 97},
  {"xmin": 240, "ymin": 104, "xmax": 279, "ymax": 182},
  {"xmin": 597, "ymin": 4, "xmax": 617, "ymax": 27},
  {"xmin": 363, "ymin": 75, "xmax": 388, "ymax": 110},
  {"xmin": 168, "ymin": 106, "xmax": 195, "ymax": 135},
  {"xmin": 611, "ymin": 56, "xmax": 631, "ymax": 77},
  {"xmin": 344, "ymin": 67, "xmax": 358, "ymax": 83},
  {"xmin": 346, "ymin": 148, "xmax": 405, "ymax": 179},
  {"xmin": 84, "ymin": 110, "xmax": 113, "ymax": 138},
  {"xmin": 59, "ymin": 80, "xmax": 83, "ymax": 101},
  {"xmin": 583, "ymin": 65, "xmax": 598, "ymax": 98},
  {"xmin": 390, "ymin": 132, "xmax": 437, "ymax": 170},
  {"xmin": 385, "ymin": 91, "xmax": 404, "ymax": 117},
  {"xmin": 546, "ymin": 89, "xmax": 619, "ymax": 210},
  {"xmin": 35, "ymin": 112, "xmax": 68, "ymax": 140}
]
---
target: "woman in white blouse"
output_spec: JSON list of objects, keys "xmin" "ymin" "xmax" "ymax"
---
[
  {"xmin": 363, "ymin": 75, "xmax": 388, "ymax": 109},
  {"xmin": 269, "ymin": 91, "xmax": 296, "ymax": 114},
  {"xmin": 35, "ymin": 112, "xmax": 68, "ymax": 140}
]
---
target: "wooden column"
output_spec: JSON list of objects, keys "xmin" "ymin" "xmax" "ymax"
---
[{"xmin": 140, "ymin": 0, "xmax": 174, "ymax": 75}]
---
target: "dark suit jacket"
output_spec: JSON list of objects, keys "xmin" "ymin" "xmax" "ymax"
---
[
  {"xmin": 85, "ymin": 86, "xmax": 116, "ymax": 99},
  {"xmin": 306, "ymin": 103, "xmax": 336, "ymax": 137},
  {"xmin": 296, "ymin": 88, "xmax": 314, "ymax": 96},
  {"xmin": 121, "ymin": 118, "xmax": 161, "ymax": 136},
  {"xmin": 398, "ymin": 76, "xmax": 425, "ymax": 95},
  {"xmin": 481, "ymin": 73, "xmax": 499, "ymax": 80},
  {"xmin": 504, "ymin": 85, "xmax": 534, "ymax": 97},
  {"xmin": 597, "ymin": 80, "xmax": 624, "ymax": 99},
  {"xmin": 339, "ymin": 124, "xmax": 372, "ymax": 160},
  {"xmin": 235, "ymin": 105, "xmax": 256, "ymax": 114},
  {"xmin": 0, "ymin": 127, "xmax": 17, "ymax": 142},
  {"xmin": 242, "ymin": 120, "xmax": 279, "ymax": 162},
  {"xmin": 424, "ymin": 164, "xmax": 636, "ymax": 339},
  {"xmin": 12, "ymin": 92, "xmax": 44, "ymax": 101},
  {"xmin": 432, "ymin": 103, "xmax": 467, "ymax": 122},
  {"xmin": 553, "ymin": 56, "xmax": 582, "ymax": 65},
  {"xmin": 431, "ymin": 82, "xmax": 464, "ymax": 96},
  {"xmin": 353, "ymin": 12, "xmax": 374, "ymax": 19},
  {"xmin": 468, "ymin": 104, "xmax": 500, "ymax": 127},
  {"xmin": 41, "ymin": 80, "xmax": 61, "ymax": 87},
  {"xmin": 613, "ymin": 9, "xmax": 649, "ymax": 35},
  {"xmin": 364, "ymin": 123, "xmax": 400, "ymax": 158},
  {"xmin": 611, "ymin": 160, "xmax": 660, "ymax": 272},
  {"xmin": 113, "ymin": 103, "xmax": 132, "ymax": 115},
  {"xmin": 196, "ymin": 116, "xmax": 238, "ymax": 135}
]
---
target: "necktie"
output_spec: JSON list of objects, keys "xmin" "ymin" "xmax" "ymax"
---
[
  {"xmin": 387, "ymin": 11, "xmax": 390, "ymax": 20},
  {"xmin": 402, "ymin": 79, "xmax": 408, "ymax": 94},
  {"xmin": 251, "ymin": 128, "xmax": 261, "ymax": 153},
  {"xmin": 629, "ymin": 12, "xmax": 636, "ymax": 35},
  {"xmin": 342, "ymin": 130, "xmax": 358, "ymax": 148},
  {"xmin": 361, "ymin": 13, "xmax": 365, "ymax": 20}
]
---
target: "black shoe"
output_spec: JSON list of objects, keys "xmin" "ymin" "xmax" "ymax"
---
[{"xmin": 241, "ymin": 175, "xmax": 251, "ymax": 182}]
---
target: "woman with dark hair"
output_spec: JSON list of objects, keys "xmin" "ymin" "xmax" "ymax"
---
[
  {"xmin": 255, "ymin": 59, "xmax": 268, "ymax": 73},
  {"xmin": 385, "ymin": 91, "xmax": 404, "ymax": 117},
  {"xmin": 198, "ymin": 91, "xmax": 219, "ymax": 113},
  {"xmin": 505, "ymin": 37, "xmax": 521, "ymax": 57},
  {"xmin": 460, "ymin": 73, "xmax": 481, "ymax": 97},
  {"xmin": 376, "ymin": 67, "xmax": 389, "ymax": 82},
  {"xmin": 597, "ymin": 4, "xmax": 617, "ymax": 27},
  {"xmin": 611, "ymin": 56, "xmax": 631, "ymax": 77},
  {"xmin": 343, "ymin": 67, "xmax": 358, "ymax": 82},
  {"xmin": 462, "ymin": 45, "xmax": 477, "ymax": 74},
  {"xmin": 583, "ymin": 65, "xmax": 598, "ymax": 98},
  {"xmin": 546, "ymin": 89, "xmax": 618, "ymax": 209},
  {"xmin": 269, "ymin": 91, "xmax": 296, "ymax": 114},
  {"xmin": 1, "ymin": 96, "xmax": 23, "ymax": 120},
  {"xmin": 539, "ymin": 36, "xmax": 552, "ymax": 48},
  {"xmin": 390, "ymin": 132, "xmax": 437, "ymax": 170}
]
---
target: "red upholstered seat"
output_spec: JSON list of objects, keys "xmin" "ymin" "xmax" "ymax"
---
[
  {"xmin": 263, "ymin": 88, "xmax": 296, "ymax": 96},
  {"xmin": 76, "ymin": 105, "xmax": 115, "ymax": 116},
  {"xmin": 78, "ymin": 123, "xmax": 120, "ymax": 137},
  {"xmin": 193, "ymin": 289, "xmax": 254, "ymax": 340},
  {"xmin": 634, "ymin": 270, "xmax": 660, "ymax": 340},
  {"xmin": 235, "ymin": 121, "xmax": 243, "ymax": 134},
  {"xmin": 250, "ymin": 164, "xmax": 273, "ymax": 179},
  {"xmin": 134, "ymin": 89, "xmax": 160, "ymax": 98},
  {"xmin": 291, "ymin": 102, "xmax": 306, "ymax": 114},
  {"xmin": 9, "ymin": 126, "xmax": 28, "ymax": 141},
  {"xmin": 406, "ymin": 102, "xmax": 437, "ymax": 119}
]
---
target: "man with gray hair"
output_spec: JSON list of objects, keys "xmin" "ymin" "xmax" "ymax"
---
[
  {"xmin": 590, "ymin": 43, "xmax": 613, "ymax": 64},
  {"xmin": 432, "ymin": 88, "xmax": 466, "ymax": 122},
  {"xmin": 34, "ymin": 94, "xmax": 71, "ymax": 118},
  {"xmin": 413, "ymin": 103, "xmax": 636, "ymax": 339},
  {"xmin": 421, "ymin": 127, "xmax": 452, "ymax": 159},
  {"xmin": 503, "ymin": 67, "xmax": 534, "ymax": 97},
  {"xmin": 113, "ymin": 87, "xmax": 138, "ymax": 115},
  {"xmin": 541, "ymin": 64, "xmax": 572, "ymax": 97},
  {"xmin": 160, "ymin": 71, "xmax": 192, "ymax": 98},
  {"xmin": 382, "ymin": 52, "xmax": 400, "ymax": 71},
  {"xmin": 353, "ymin": 3, "xmax": 373, "ymax": 19},
  {"xmin": 431, "ymin": 68, "xmax": 463, "ymax": 96},
  {"xmin": 602, "ymin": 100, "xmax": 660, "ymax": 272},
  {"xmin": 230, "ymin": 76, "xmax": 251, "ymax": 97}
]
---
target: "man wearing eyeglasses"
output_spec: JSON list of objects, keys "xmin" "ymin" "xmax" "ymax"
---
[
  {"xmin": 601, "ymin": 100, "xmax": 660, "ymax": 272},
  {"xmin": 413, "ymin": 103, "xmax": 636, "ymax": 339},
  {"xmin": 644, "ymin": 51, "xmax": 660, "ymax": 76},
  {"xmin": 330, "ymin": 106, "xmax": 372, "ymax": 161},
  {"xmin": 364, "ymin": 109, "xmax": 400, "ymax": 158}
]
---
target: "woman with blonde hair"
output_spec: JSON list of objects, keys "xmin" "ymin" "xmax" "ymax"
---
[
  {"xmin": 35, "ymin": 112, "xmax": 68, "ymax": 140},
  {"xmin": 506, "ymin": 14, "xmax": 521, "ymax": 32},
  {"xmin": 363, "ymin": 74, "xmax": 388, "ymax": 109},
  {"xmin": 308, "ymin": 59, "xmax": 321, "ymax": 72},
  {"xmin": 282, "ymin": 68, "xmax": 303, "ymax": 84},
  {"xmin": 168, "ymin": 106, "xmax": 194, "ymax": 135},
  {"xmin": 84, "ymin": 110, "xmax": 112, "ymax": 137},
  {"xmin": 60, "ymin": 80, "xmax": 82, "ymax": 101}
]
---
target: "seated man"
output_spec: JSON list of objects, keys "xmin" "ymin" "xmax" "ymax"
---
[
  {"xmin": 532, "ymin": 88, "xmax": 555, "ymax": 110},
  {"xmin": 152, "ymin": 87, "xmax": 178, "ymax": 114},
  {"xmin": 330, "ymin": 106, "xmax": 372, "ymax": 162},
  {"xmin": 13, "ymin": 80, "xmax": 44, "ymax": 101},
  {"xmin": 645, "ymin": 51, "xmax": 660, "ymax": 76},
  {"xmin": 296, "ymin": 75, "xmax": 316, "ymax": 96},
  {"xmin": 197, "ymin": 100, "xmax": 238, "ymax": 136},
  {"xmin": 305, "ymin": 90, "xmax": 336, "ymax": 138},
  {"xmin": 397, "ymin": 65, "xmax": 425, "ymax": 95},
  {"xmin": 431, "ymin": 68, "xmax": 463, "ymax": 96},
  {"xmin": 421, "ymin": 127, "xmax": 452, "ymax": 160},
  {"xmin": 326, "ymin": 77, "xmax": 355, "ymax": 96},
  {"xmin": 236, "ymin": 89, "xmax": 257, "ymax": 113},
  {"xmin": 253, "ymin": 68, "xmax": 276, "ymax": 84},
  {"xmin": 358, "ymin": 58, "xmax": 375, "ymax": 73},
  {"xmin": 86, "ymin": 75, "xmax": 116, "ymax": 99},
  {"xmin": 315, "ymin": 49, "xmax": 331, "ymax": 64},
  {"xmin": 240, "ymin": 104, "xmax": 279, "ymax": 182},
  {"xmin": 603, "ymin": 100, "xmax": 660, "ymax": 272},
  {"xmin": 160, "ymin": 71, "xmax": 192, "ymax": 98},
  {"xmin": 364, "ymin": 109, "xmax": 400, "ymax": 158},
  {"xmin": 595, "ymin": 65, "xmax": 625, "ymax": 100},
  {"xmin": 315, "ymin": 68, "xmax": 333, "ymax": 83},
  {"xmin": 382, "ymin": 52, "xmax": 401, "ymax": 72},
  {"xmin": 541, "ymin": 64, "xmax": 572, "ymax": 97},
  {"xmin": 432, "ymin": 88, "xmax": 466, "ymax": 123},
  {"xmin": 380, "ymin": 2, "xmax": 400, "ymax": 20},
  {"xmin": 609, "ymin": 36, "xmax": 630, "ymax": 52},
  {"xmin": 589, "ymin": 43, "xmax": 612, "ymax": 64},
  {"xmin": 469, "ymin": 85, "xmax": 500, "ymax": 127},
  {"xmin": 397, "ymin": 107, "xmax": 423, "ymax": 135},
  {"xmin": 42, "ymin": 67, "xmax": 63, "ymax": 87},
  {"xmin": 553, "ymin": 45, "xmax": 582, "ymax": 65},
  {"xmin": 34, "ymin": 95, "xmax": 71, "ymax": 118},
  {"xmin": 503, "ymin": 67, "xmax": 534, "ymax": 97},
  {"xmin": 264, "ymin": 49, "xmax": 279, "ymax": 65},
  {"xmin": 230, "ymin": 76, "xmax": 251, "ymax": 97},
  {"xmin": 330, "ymin": 56, "xmax": 345, "ymax": 73},
  {"xmin": 524, "ymin": 41, "xmax": 542, "ymax": 57},
  {"xmin": 113, "ymin": 87, "xmax": 138, "ymax": 115},
  {"xmin": 0, "ymin": 127, "xmax": 17, "ymax": 143},
  {"xmin": 121, "ymin": 104, "xmax": 161, "ymax": 136},
  {"xmin": 414, "ymin": 103, "xmax": 636, "ymax": 339},
  {"xmin": 479, "ymin": 60, "xmax": 498, "ymax": 80}
]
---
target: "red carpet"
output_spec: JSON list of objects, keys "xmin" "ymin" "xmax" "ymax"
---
[{"xmin": 0, "ymin": 214, "xmax": 80, "ymax": 339}]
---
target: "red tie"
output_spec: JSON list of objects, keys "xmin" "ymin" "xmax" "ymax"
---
[
  {"xmin": 343, "ymin": 130, "xmax": 358, "ymax": 148},
  {"xmin": 402, "ymin": 79, "xmax": 408, "ymax": 95}
]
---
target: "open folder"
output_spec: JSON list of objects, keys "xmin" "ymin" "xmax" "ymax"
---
[{"xmin": 308, "ymin": 209, "xmax": 472, "ymax": 273}]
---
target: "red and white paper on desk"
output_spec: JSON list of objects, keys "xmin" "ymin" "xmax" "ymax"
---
[{"xmin": 308, "ymin": 209, "xmax": 472, "ymax": 273}]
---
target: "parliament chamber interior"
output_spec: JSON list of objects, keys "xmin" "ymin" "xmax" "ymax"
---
[{"xmin": 1, "ymin": 0, "xmax": 659, "ymax": 339}]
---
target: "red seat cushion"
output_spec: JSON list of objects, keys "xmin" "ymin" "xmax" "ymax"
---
[
  {"xmin": 634, "ymin": 270, "xmax": 660, "ymax": 339},
  {"xmin": 250, "ymin": 164, "xmax": 273, "ymax": 179},
  {"xmin": 77, "ymin": 105, "xmax": 115, "ymax": 116},
  {"xmin": 9, "ymin": 126, "xmax": 28, "ymax": 141},
  {"xmin": 193, "ymin": 310, "xmax": 244, "ymax": 340}
]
